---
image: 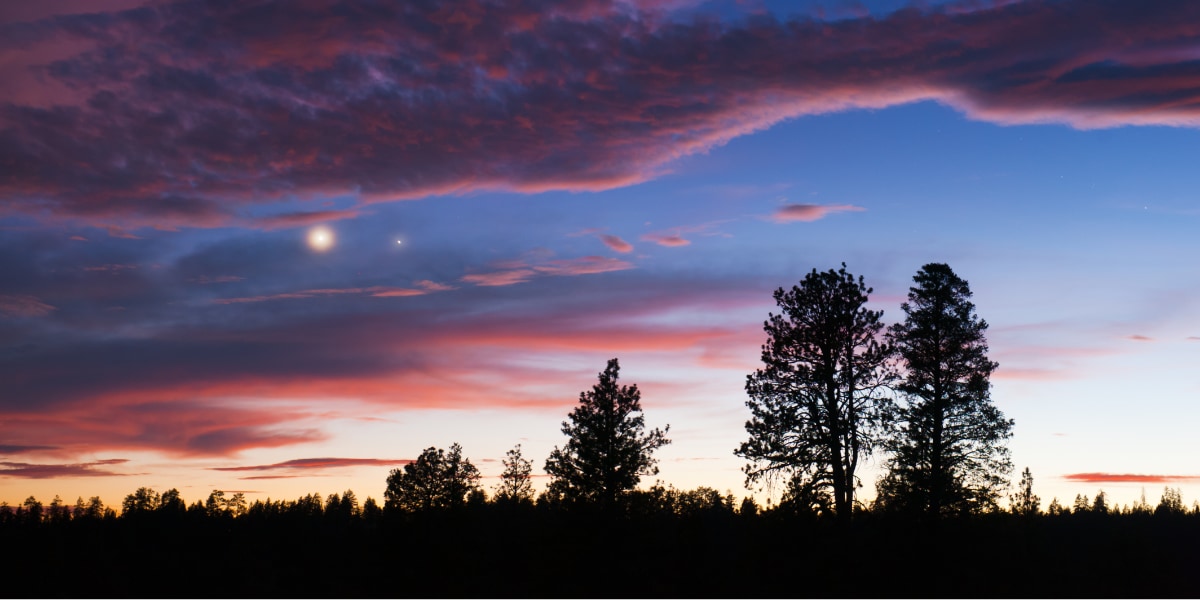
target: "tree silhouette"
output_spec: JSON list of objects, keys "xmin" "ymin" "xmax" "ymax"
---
[
  {"xmin": 205, "ymin": 490, "xmax": 227, "ymax": 517},
  {"xmin": 122, "ymin": 487, "xmax": 160, "ymax": 516},
  {"xmin": 544, "ymin": 358, "xmax": 670, "ymax": 509},
  {"xmin": 84, "ymin": 496, "xmax": 107, "ymax": 519},
  {"xmin": 877, "ymin": 263, "xmax": 1013, "ymax": 517},
  {"xmin": 23, "ymin": 496, "xmax": 43, "ymax": 524},
  {"xmin": 362, "ymin": 496, "xmax": 381, "ymax": 520},
  {"xmin": 737, "ymin": 265, "xmax": 893, "ymax": 523},
  {"xmin": 1156, "ymin": 487, "xmax": 1185, "ymax": 516},
  {"xmin": 1009, "ymin": 467, "xmax": 1040, "ymax": 516},
  {"xmin": 1046, "ymin": 497, "xmax": 1066, "ymax": 516},
  {"xmin": 384, "ymin": 443, "xmax": 481, "ymax": 512},
  {"xmin": 494, "ymin": 444, "xmax": 535, "ymax": 506},
  {"xmin": 159, "ymin": 488, "xmax": 186, "ymax": 516}
]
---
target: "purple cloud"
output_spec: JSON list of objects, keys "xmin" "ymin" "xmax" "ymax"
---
[{"xmin": 4, "ymin": 1, "xmax": 1200, "ymax": 230}]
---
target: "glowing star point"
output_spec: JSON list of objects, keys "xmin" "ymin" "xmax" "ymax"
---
[{"xmin": 307, "ymin": 226, "xmax": 334, "ymax": 252}]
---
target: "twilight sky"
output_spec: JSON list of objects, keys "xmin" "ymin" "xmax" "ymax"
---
[{"xmin": 2, "ymin": 0, "xmax": 1199, "ymax": 510}]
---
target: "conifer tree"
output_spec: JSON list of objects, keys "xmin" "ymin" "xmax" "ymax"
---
[
  {"xmin": 545, "ymin": 358, "xmax": 670, "ymax": 508},
  {"xmin": 738, "ymin": 265, "xmax": 893, "ymax": 522},
  {"xmin": 385, "ymin": 443, "xmax": 481, "ymax": 512},
  {"xmin": 877, "ymin": 263, "xmax": 1013, "ymax": 517},
  {"xmin": 494, "ymin": 444, "xmax": 535, "ymax": 505},
  {"xmin": 1008, "ymin": 467, "xmax": 1040, "ymax": 516}
]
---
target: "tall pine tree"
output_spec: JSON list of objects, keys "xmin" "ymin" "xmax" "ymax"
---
[
  {"xmin": 738, "ymin": 265, "xmax": 894, "ymax": 523},
  {"xmin": 877, "ymin": 263, "xmax": 1013, "ymax": 517}
]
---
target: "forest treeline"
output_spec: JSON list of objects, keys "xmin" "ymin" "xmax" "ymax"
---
[
  {"xmin": 4, "ymin": 262, "xmax": 1198, "ymax": 596},
  {"xmin": 3, "ymin": 481, "xmax": 1200, "ymax": 597}
]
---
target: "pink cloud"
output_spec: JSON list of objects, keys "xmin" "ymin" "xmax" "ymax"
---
[
  {"xmin": 1126, "ymin": 334, "xmax": 1154, "ymax": 341},
  {"xmin": 0, "ymin": 399, "xmax": 328, "ymax": 458},
  {"xmin": 211, "ymin": 457, "xmax": 413, "ymax": 472},
  {"xmin": 1063, "ymin": 473, "xmax": 1200, "ymax": 484},
  {"xmin": 991, "ymin": 367, "xmax": 1068, "ymax": 382},
  {"xmin": 368, "ymin": 289, "xmax": 425, "ymax": 298},
  {"xmin": 0, "ymin": 459, "xmax": 130, "ymax": 479},
  {"xmin": 642, "ymin": 233, "xmax": 691, "ymax": 247},
  {"xmin": 535, "ymin": 256, "xmax": 633, "ymax": 277},
  {"xmin": 639, "ymin": 221, "xmax": 730, "ymax": 248},
  {"xmin": 5, "ymin": 1, "xmax": 1200, "ymax": 229},
  {"xmin": 251, "ymin": 209, "xmax": 362, "ymax": 230},
  {"xmin": 0, "ymin": 0, "xmax": 154, "ymax": 25},
  {"xmin": 104, "ymin": 226, "xmax": 142, "ymax": 239},
  {"xmin": 414, "ymin": 280, "xmax": 456, "ymax": 292},
  {"xmin": 599, "ymin": 234, "xmax": 634, "ymax": 253},
  {"xmin": 190, "ymin": 275, "xmax": 246, "ymax": 285},
  {"xmin": 0, "ymin": 445, "xmax": 58, "ymax": 455},
  {"xmin": 460, "ymin": 269, "xmax": 539, "ymax": 287},
  {"xmin": 462, "ymin": 254, "xmax": 634, "ymax": 286},
  {"xmin": 0, "ymin": 275, "xmax": 772, "ymax": 458},
  {"xmin": 771, "ymin": 204, "xmax": 866, "ymax": 223},
  {"xmin": 82, "ymin": 263, "xmax": 138, "ymax": 273},
  {"xmin": 989, "ymin": 342, "xmax": 1118, "ymax": 381},
  {"xmin": 215, "ymin": 284, "xmax": 444, "ymax": 304},
  {"xmin": 0, "ymin": 294, "xmax": 57, "ymax": 317}
]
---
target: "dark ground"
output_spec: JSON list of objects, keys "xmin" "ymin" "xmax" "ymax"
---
[{"xmin": 8, "ymin": 510, "xmax": 1200, "ymax": 598}]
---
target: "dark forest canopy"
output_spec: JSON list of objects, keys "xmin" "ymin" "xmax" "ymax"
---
[{"xmin": 3, "ymin": 483, "xmax": 1200, "ymax": 597}]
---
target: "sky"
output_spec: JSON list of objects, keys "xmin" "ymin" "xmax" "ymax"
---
[{"xmin": 1, "ymin": 0, "xmax": 1199, "ymax": 511}]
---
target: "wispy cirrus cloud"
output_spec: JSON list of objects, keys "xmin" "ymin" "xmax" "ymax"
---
[
  {"xmin": 1063, "ymin": 472, "xmax": 1200, "ymax": 484},
  {"xmin": 0, "ymin": 459, "xmax": 130, "ymax": 479},
  {"xmin": 0, "ymin": 396, "xmax": 328, "ymax": 458},
  {"xmin": 0, "ymin": 445, "xmax": 58, "ymax": 455},
  {"xmin": 462, "ymin": 254, "xmax": 634, "ymax": 287},
  {"xmin": 214, "ymin": 282, "xmax": 452, "ymax": 304},
  {"xmin": 640, "ymin": 220, "xmax": 730, "ymax": 248},
  {"xmin": 6, "ymin": 1, "xmax": 1200, "ymax": 229},
  {"xmin": 0, "ymin": 294, "xmax": 57, "ymax": 317},
  {"xmin": 641, "ymin": 232, "xmax": 691, "ymax": 247},
  {"xmin": 251, "ymin": 209, "xmax": 362, "ymax": 230},
  {"xmin": 0, "ymin": 270, "xmax": 765, "ymax": 457},
  {"xmin": 211, "ymin": 457, "xmax": 413, "ymax": 472},
  {"xmin": 569, "ymin": 229, "xmax": 634, "ymax": 253},
  {"xmin": 771, "ymin": 204, "xmax": 866, "ymax": 223},
  {"xmin": 190, "ymin": 275, "xmax": 245, "ymax": 285}
]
